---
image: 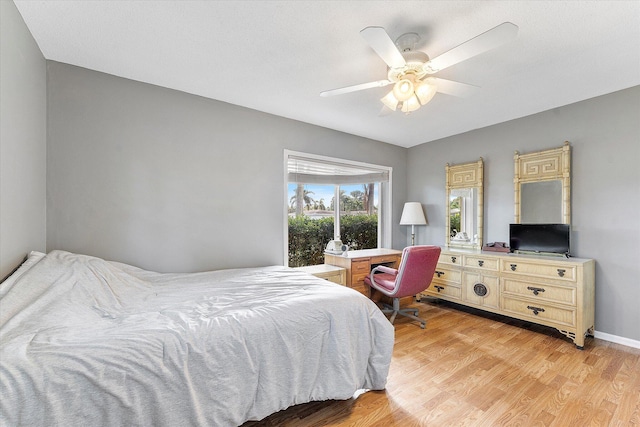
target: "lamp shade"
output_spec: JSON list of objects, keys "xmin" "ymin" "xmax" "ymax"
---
[
  {"xmin": 393, "ymin": 77, "xmax": 415, "ymax": 102},
  {"xmin": 400, "ymin": 94, "xmax": 421, "ymax": 113},
  {"xmin": 380, "ymin": 90, "xmax": 399, "ymax": 110},
  {"xmin": 400, "ymin": 202, "xmax": 427, "ymax": 225},
  {"xmin": 415, "ymin": 78, "xmax": 438, "ymax": 105},
  {"xmin": 379, "ymin": 74, "xmax": 436, "ymax": 114}
]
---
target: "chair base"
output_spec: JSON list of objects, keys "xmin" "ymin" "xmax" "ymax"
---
[{"xmin": 379, "ymin": 298, "xmax": 426, "ymax": 329}]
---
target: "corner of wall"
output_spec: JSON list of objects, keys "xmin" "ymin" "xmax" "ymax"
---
[{"xmin": 0, "ymin": 0, "xmax": 47, "ymax": 279}]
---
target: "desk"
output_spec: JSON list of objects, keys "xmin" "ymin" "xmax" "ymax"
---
[{"xmin": 324, "ymin": 248, "xmax": 402, "ymax": 293}]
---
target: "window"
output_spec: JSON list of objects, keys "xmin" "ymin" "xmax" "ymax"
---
[{"xmin": 285, "ymin": 151, "xmax": 392, "ymax": 267}]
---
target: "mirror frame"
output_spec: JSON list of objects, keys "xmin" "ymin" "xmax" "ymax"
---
[
  {"xmin": 514, "ymin": 141, "xmax": 571, "ymax": 224},
  {"xmin": 446, "ymin": 158, "xmax": 484, "ymax": 249}
]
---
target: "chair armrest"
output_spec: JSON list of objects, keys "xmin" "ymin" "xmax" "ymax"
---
[{"xmin": 371, "ymin": 265, "xmax": 398, "ymax": 276}]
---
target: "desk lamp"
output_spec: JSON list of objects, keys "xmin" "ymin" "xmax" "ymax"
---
[{"xmin": 400, "ymin": 202, "xmax": 427, "ymax": 246}]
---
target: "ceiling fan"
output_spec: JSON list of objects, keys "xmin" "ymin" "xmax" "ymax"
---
[{"xmin": 320, "ymin": 22, "xmax": 518, "ymax": 114}]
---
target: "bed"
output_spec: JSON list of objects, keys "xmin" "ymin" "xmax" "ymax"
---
[{"xmin": 0, "ymin": 250, "xmax": 394, "ymax": 426}]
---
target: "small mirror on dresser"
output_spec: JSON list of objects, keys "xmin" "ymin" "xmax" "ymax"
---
[
  {"xmin": 445, "ymin": 158, "xmax": 484, "ymax": 249},
  {"xmin": 514, "ymin": 141, "xmax": 571, "ymax": 224}
]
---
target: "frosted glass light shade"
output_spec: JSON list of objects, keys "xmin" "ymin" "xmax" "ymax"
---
[
  {"xmin": 415, "ymin": 78, "xmax": 438, "ymax": 105},
  {"xmin": 380, "ymin": 75, "xmax": 438, "ymax": 113},
  {"xmin": 401, "ymin": 94, "xmax": 420, "ymax": 113},
  {"xmin": 393, "ymin": 78, "xmax": 414, "ymax": 102},
  {"xmin": 380, "ymin": 91, "xmax": 399, "ymax": 110},
  {"xmin": 399, "ymin": 202, "xmax": 427, "ymax": 225}
]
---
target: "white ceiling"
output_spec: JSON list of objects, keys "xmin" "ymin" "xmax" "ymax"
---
[{"xmin": 14, "ymin": 1, "xmax": 640, "ymax": 148}]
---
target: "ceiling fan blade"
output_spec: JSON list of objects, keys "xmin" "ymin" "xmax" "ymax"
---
[
  {"xmin": 424, "ymin": 22, "xmax": 519, "ymax": 74},
  {"xmin": 360, "ymin": 26, "xmax": 407, "ymax": 69},
  {"xmin": 320, "ymin": 79, "xmax": 392, "ymax": 97},
  {"xmin": 432, "ymin": 78, "xmax": 479, "ymax": 97}
]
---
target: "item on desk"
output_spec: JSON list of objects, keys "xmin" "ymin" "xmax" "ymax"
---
[{"xmin": 325, "ymin": 240, "xmax": 349, "ymax": 255}]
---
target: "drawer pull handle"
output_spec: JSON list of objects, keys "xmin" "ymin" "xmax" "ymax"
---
[
  {"xmin": 510, "ymin": 264, "xmax": 517, "ymax": 271},
  {"xmin": 451, "ymin": 256, "xmax": 457, "ymax": 263},
  {"xmin": 527, "ymin": 286, "xmax": 546, "ymax": 296},
  {"xmin": 557, "ymin": 269, "xmax": 566, "ymax": 277},
  {"xmin": 478, "ymin": 260, "xmax": 484, "ymax": 267},
  {"xmin": 434, "ymin": 285, "xmax": 444, "ymax": 293},
  {"xmin": 435, "ymin": 271, "xmax": 445, "ymax": 278},
  {"xmin": 527, "ymin": 305, "xmax": 545, "ymax": 315},
  {"xmin": 473, "ymin": 283, "xmax": 488, "ymax": 297}
]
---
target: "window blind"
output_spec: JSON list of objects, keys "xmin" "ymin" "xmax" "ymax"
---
[{"xmin": 287, "ymin": 155, "xmax": 389, "ymax": 185}]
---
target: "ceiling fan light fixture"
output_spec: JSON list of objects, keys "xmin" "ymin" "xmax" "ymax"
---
[
  {"xmin": 415, "ymin": 78, "xmax": 438, "ymax": 105},
  {"xmin": 401, "ymin": 94, "xmax": 421, "ymax": 113},
  {"xmin": 392, "ymin": 77, "xmax": 415, "ymax": 102},
  {"xmin": 380, "ymin": 90, "xmax": 399, "ymax": 110}
]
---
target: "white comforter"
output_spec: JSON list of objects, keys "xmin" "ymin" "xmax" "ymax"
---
[{"xmin": 0, "ymin": 250, "xmax": 394, "ymax": 426}]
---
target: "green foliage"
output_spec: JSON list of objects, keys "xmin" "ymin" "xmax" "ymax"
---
[
  {"xmin": 449, "ymin": 196, "xmax": 461, "ymax": 237},
  {"xmin": 339, "ymin": 215, "xmax": 378, "ymax": 251},
  {"xmin": 288, "ymin": 214, "xmax": 378, "ymax": 267},
  {"xmin": 450, "ymin": 213, "xmax": 461, "ymax": 237},
  {"xmin": 288, "ymin": 216, "xmax": 334, "ymax": 267}
]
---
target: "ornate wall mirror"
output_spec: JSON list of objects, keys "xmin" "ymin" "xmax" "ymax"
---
[
  {"xmin": 514, "ymin": 141, "xmax": 571, "ymax": 224},
  {"xmin": 446, "ymin": 158, "xmax": 484, "ymax": 249}
]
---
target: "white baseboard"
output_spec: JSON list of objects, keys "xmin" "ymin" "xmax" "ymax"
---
[{"xmin": 594, "ymin": 330, "xmax": 640, "ymax": 349}]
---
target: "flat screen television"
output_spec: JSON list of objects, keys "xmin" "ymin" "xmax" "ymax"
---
[{"xmin": 509, "ymin": 224, "xmax": 570, "ymax": 257}]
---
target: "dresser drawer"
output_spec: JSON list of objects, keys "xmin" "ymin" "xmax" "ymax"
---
[
  {"xmin": 433, "ymin": 265, "xmax": 462, "ymax": 285},
  {"xmin": 439, "ymin": 253, "xmax": 462, "ymax": 266},
  {"xmin": 425, "ymin": 283, "xmax": 461, "ymax": 300},
  {"xmin": 351, "ymin": 260, "xmax": 371, "ymax": 274},
  {"xmin": 464, "ymin": 255, "xmax": 499, "ymax": 271},
  {"xmin": 502, "ymin": 278, "xmax": 576, "ymax": 306},
  {"xmin": 463, "ymin": 272, "xmax": 499, "ymax": 309},
  {"xmin": 352, "ymin": 272, "xmax": 369, "ymax": 286},
  {"xmin": 370, "ymin": 255, "xmax": 400, "ymax": 265},
  {"xmin": 501, "ymin": 296, "xmax": 576, "ymax": 327},
  {"xmin": 500, "ymin": 259, "xmax": 577, "ymax": 282}
]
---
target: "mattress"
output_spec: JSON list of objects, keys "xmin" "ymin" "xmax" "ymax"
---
[{"xmin": 0, "ymin": 250, "xmax": 394, "ymax": 426}]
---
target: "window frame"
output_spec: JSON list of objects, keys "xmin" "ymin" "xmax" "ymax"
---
[{"xmin": 283, "ymin": 150, "xmax": 392, "ymax": 265}]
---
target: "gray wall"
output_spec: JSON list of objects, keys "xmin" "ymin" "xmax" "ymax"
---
[
  {"xmin": 407, "ymin": 86, "xmax": 640, "ymax": 341},
  {"xmin": 3, "ymin": 5, "xmax": 637, "ymax": 343},
  {"xmin": 46, "ymin": 62, "xmax": 408, "ymax": 273},
  {"xmin": 0, "ymin": 0, "xmax": 47, "ymax": 279}
]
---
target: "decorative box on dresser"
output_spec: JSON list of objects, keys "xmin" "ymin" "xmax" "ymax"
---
[{"xmin": 420, "ymin": 247, "xmax": 595, "ymax": 348}]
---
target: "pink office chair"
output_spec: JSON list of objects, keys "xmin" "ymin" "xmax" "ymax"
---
[{"xmin": 364, "ymin": 245, "xmax": 441, "ymax": 329}]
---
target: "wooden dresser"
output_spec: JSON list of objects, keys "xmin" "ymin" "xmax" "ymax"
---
[
  {"xmin": 420, "ymin": 248, "xmax": 595, "ymax": 348},
  {"xmin": 324, "ymin": 248, "xmax": 402, "ymax": 293}
]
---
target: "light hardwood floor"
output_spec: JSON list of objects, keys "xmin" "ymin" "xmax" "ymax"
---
[{"xmin": 243, "ymin": 299, "xmax": 640, "ymax": 426}]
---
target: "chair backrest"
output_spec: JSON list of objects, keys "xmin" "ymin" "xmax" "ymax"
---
[{"xmin": 390, "ymin": 245, "xmax": 441, "ymax": 298}]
